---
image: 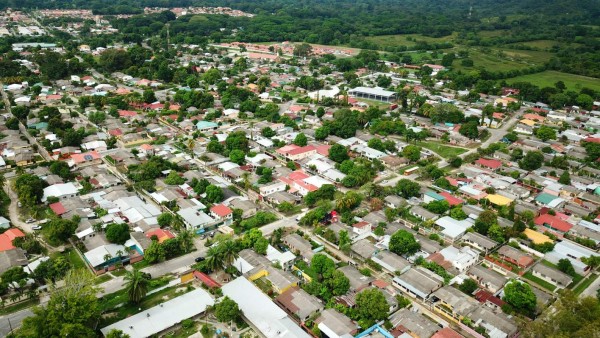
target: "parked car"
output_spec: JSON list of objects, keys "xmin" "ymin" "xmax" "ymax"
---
[
  {"xmin": 25, "ymin": 218, "xmax": 36, "ymax": 223},
  {"xmin": 141, "ymin": 272, "xmax": 151, "ymax": 280},
  {"xmin": 195, "ymin": 256, "xmax": 206, "ymax": 262},
  {"xmin": 32, "ymin": 225, "xmax": 42, "ymax": 230}
]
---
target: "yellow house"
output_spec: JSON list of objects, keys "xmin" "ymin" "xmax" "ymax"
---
[
  {"xmin": 519, "ymin": 119, "xmax": 537, "ymax": 127},
  {"xmin": 523, "ymin": 228, "xmax": 553, "ymax": 244},
  {"xmin": 236, "ymin": 249, "xmax": 299, "ymax": 294},
  {"xmin": 487, "ymin": 194, "xmax": 514, "ymax": 207}
]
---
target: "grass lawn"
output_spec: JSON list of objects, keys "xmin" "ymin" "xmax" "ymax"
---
[
  {"xmin": 419, "ymin": 141, "xmax": 468, "ymax": 158},
  {"xmin": 0, "ymin": 298, "xmax": 40, "ymax": 315},
  {"xmin": 59, "ymin": 248, "xmax": 89, "ymax": 273},
  {"xmin": 523, "ymin": 272, "xmax": 557, "ymax": 292},
  {"xmin": 507, "ymin": 70, "xmax": 600, "ymax": 92},
  {"xmin": 573, "ymin": 273, "xmax": 599, "ymax": 295},
  {"xmin": 111, "ymin": 268, "xmax": 128, "ymax": 277},
  {"xmin": 132, "ymin": 259, "xmax": 151, "ymax": 270},
  {"xmin": 94, "ymin": 274, "xmax": 113, "ymax": 285}
]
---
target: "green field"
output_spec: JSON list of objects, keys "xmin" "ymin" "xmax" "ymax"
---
[
  {"xmin": 452, "ymin": 47, "xmax": 553, "ymax": 72},
  {"xmin": 505, "ymin": 39, "xmax": 580, "ymax": 50},
  {"xmin": 508, "ymin": 71, "xmax": 600, "ymax": 91},
  {"xmin": 419, "ymin": 141, "xmax": 468, "ymax": 159},
  {"xmin": 523, "ymin": 272, "xmax": 557, "ymax": 292},
  {"xmin": 364, "ymin": 33, "xmax": 457, "ymax": 49}
]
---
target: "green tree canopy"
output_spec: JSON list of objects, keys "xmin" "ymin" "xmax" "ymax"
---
[
  {"xmin": 215, "ymin": 296, "xmax": 240, "ymax": 322},
  {"xmin": 105, "ymin": 223, "xmax": 131, "ymax": 245},
  {"xmin": 519, "ymin": 151, "xmax": 544, "ymax": 171},
  {"xmin": 355, "ymin": 288, "xmax": 389, "ymax": 327},
  {"xmin": 503, "ymin": 280, "xmax": 537, "ymax": 316},
  {"xmin": 389, "ymin": 230, "xmax": 420, "ymax": 256}
]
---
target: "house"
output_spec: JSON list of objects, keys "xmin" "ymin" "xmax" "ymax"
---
[
  {"xmin": 229, "ymin": 198, "xmax": 258, "ymax": 218},
  {"xmin": 468, "ymin": 306, "xmax": 518, "ymax": 338},
  {"xmin": 337, "ymin": 265, "xmax": 373, "ymax": 292},
  {"xmin": 534, "ymin": 214, "xmax": 573, "ymax": 235},
  {"xmin": 145, "ymin": 228, "xmax": 175, "ymax": 243},
  {"xmin": 474, "ymin": 289, "xmax": 505, "ymax": 311},
  {"xmin": 0, "ymin": 229, "xmax": 25, "ymax": 252},
  {"xmin": 434, "ymin": 216, "xmax": 473, "ymax": 242},
  {"xmin": 497, "ymin": 245, "xmax": 535, "ymax": 269},
  {"xmin": 315, "ymin": 309, "xmax": 358, "ymax": 338},
  {"xmin": 100, "ymin": 288, "xmax": 214, "ymax": 338},
  {"xmin": 434, "ymin": 246, "xmax": 479, "ymax": 272},
  {"xmin": 545, "ymin": 240, "xmax": 595, "ymax": 275},
  {"xmin": 352, "ymin": 221, "xmax": 372, "ymax": 237},
  {"xmin": 467, "ymin": 265, "xmax": 507, "ymax": 293},
  {"xmin": 222, "ymin": 277, "xmax": 311, "ymax": 338},
  {"xmin": 410, "ymin": 205, "xmax": 437, "ymax": 221},
  {"xmin": 177, "ymin": 207, "xmax": 215, "ymax": 231},
  {"xmin": 276, "ymin": 144, "xmax": 317, "ymax": 161},
  {"xmin": 209, "ymin": 204, "xmax": 233, "ymax": 226},
  {"xmin": 283, "ymin": 234, "xmax": 314, "ymax": 261},
  {"xmin": 392, "ymin": 267, "xmax": 444, "ymax": 300},
  {"xmin": 531, "ymin": 263, "xmax": 573, "ymax": 289},
  {"xmin": 275, "ymin": 286, "xmax": 324, "ymax": 322},
  {"xmin": 83, "ymin": 244, "xmax": 127, "ymax": 271},
  {"xmin": 69, "ymin": 150, "xmax": 102, "ymax": 167},
  {"xmin": 431, "ymin": 286, "xmax": 479, "ymax": 322},
  {"xmin": 266, "ymin": 245, "xmax": 297, "ymax": 271},
  {"xmin": 0, "ymin": 248, "xmax": 28, "ymax": 274},
  {"xmin": 42, "ymin": 182, "xmax": 79, "ymax": 202},
  {"xmin": 371, "ymin": 251, "xmax": 411, "ymax": 275},
  {"xmin": 350, "ymin": 239, "xmax": 376, "ymax": 261},
  {"xmin": 462, "ymin": 232, "xmax": 498, "ymax": 254},
  {"xmin": 234, "ymin": 249, "xmax": 300, "ymax": 294},
  {"xmin": 475, "ymin": 158, "xmax": 502, "ymax": 171},
  {"xmin": 384, "ymin": 195, "xmax": 406, "ymax": 209},
  {"xmin": 389, "ymin": 308, "xmax": 440, "ymax": 338}
]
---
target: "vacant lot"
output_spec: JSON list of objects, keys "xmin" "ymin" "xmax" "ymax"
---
[
  {"xmin": 365, "ymin": 33, "xmax": 457, "ymax": 49},
  {"xmin": 508, "ymin": 71, "xmax": 600, "ymax": 91},
  {"xmin": 419, "ymin": 141, "xmax": 468, "ymax": 158}
]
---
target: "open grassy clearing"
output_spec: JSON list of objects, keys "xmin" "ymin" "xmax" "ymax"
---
[
  {"xmin": 507, "ymin": 70, "xmax": 600, "ymax": 92},
  {"xmin": 452, "ymin": 47, "xmax": 552, "ymax": 72},
  {"xmin": 419, "ymin": 141, "xmax": 468, "ymax": 158},
  {"xmin": 364, "ymin": 33, "xmax": 457, "ymax": 49},
  {"xmin": 505, "ymin": 39, "xmax": 579, "ymax": 50}
]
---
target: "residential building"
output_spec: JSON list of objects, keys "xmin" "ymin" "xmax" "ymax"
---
[
  {"xmin": 531, "ymin": 263, "xmax": 573, "ymax": 289},
  {"xmin": 275, "ymin": 286, "xmax": 324, "ymax": 322},
  {"xmin": 392, "ymin": 267, "xmax": 444, "ymax": 300},
  {"xmin": 315, "ymin": 309, "xmax": 358, "ymax": 338}
]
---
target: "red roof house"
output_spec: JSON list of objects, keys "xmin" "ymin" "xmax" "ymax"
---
[
  {"xmin": 146, "ymin": 229, "xmax": 175, "ymax": 243},
  {"xmin": 534, "ymin": 214, "xmax": 573, "ymax": 234},
  {"xmin": 439, "ymin": 192, "xmax": 464, "ymax": 206},
  {"xmin": 49, "ymin": 202, "xmax": 67, "ymax": 215},
  {"xmin": 0, "ymin": 228, "xmax": 25, "ymax": 252},
  {"xmin": 475, "ymin": 158, "xmax": 502, "ymax": 171},
  {"xmin": 210, "ymin": 204, "xmax": 233, "ymax": 218},
  {"xmin": 193, "ymin": 271, "xmax": 221, "ymax": 288}
]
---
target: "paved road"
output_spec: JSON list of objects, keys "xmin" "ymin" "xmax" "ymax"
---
[
  {"xmin": 261, "ymin": 216, "xmax": 297, "ymax": 236},
  {"xmin": 0, "ymin": 308, "xmax": 33, "ymax": 337},
  {"xmin": 580, "ymin": 273, "xmax": 600, "ymax": 298}
]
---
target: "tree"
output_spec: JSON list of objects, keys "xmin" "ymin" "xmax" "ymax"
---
[
  {"xmin": 177, "ymin": 229, "xmax": 194, "ymax": 253},
  {"xmin": 329, "ymin": 144, "xmax": 349, "ymax": 163},
  {"xmin": 157, "ymin": 213, "xmax": 173, "ymax": 228},
  {"xmin": 293, "ymin": 133, "xmax": 308, "ymax": 146},
  {"xmin": 207, "ymin": 140, "xmax": 224, "ymax": 154},
  {"xmin": 389, "ymin": 230, "xmax": 420, "ymax": 256},
  {"xmin": 535, "ymin": 126, "xmax": 557, "ymax": 141},
  {"xmin": 519, "ymin": 151, "xmax": 544, "ymax": 171},
  {"xmin": 558, "ymin": 171, "xmax": 571, "ymax": 185},
  {"xmin": 144, "ymin": 240, "xmax": 166, "ymax": 264},
  {"xmin": 142, "ymin": 89, "xmax": 156, "ymax": 103},
  {"xmin": 15, "ymin": 174, "xmax": 48, "ymax": 208},
  {"xmin": 558, "ymin": 258, "xmax": 576, "ymax": 276},
  {"xmin": 124, "ymin": 269, "xmax": 149, "ymax": 304},
  {"xmin": 503, "ymin": 280, "xmax": 537, "ymax": 316},
  {"xmin": 328, "ymin": 270, "xmax": 350, "ymax": 296},
  {"xmin": 214, "ymin": 296, "xmax": 240, "ymax": 323},
  {"xmin": 44, "ymin": 218, "xmax": 78, "ymax": 244},
  {"xmin": 459, "ymin": 121, "xmax": 479, "ymax": 139},
  {"xmin": 425, "ymin": 200, "xmax": 450, "ymax": 214},
  {"xmin": 225, "ymin": 131, "xmax": 249, "ymax": 152},
  {"xmin": 5, "ymin": 117, "xmax": 19, "ymax": 130},
  {"xmin": 523, "ymin": 291, "xmax": 600, "ymax": 338},
  {"xmin": 164, "ymin": 171, "xmax": 185, "ymax": 185},
  {"xmin": 450, "ymin": 207, "xmax": 467, "ymax": 220},
  {"xmin": 20, "ymin": 270, "xmax": 100, "ymax": 337},
  {"xmin": 459, "ymin": 278, "xmax": 479, "ymax": 294},
  {"xmin": 229, "ymin": 149, "xmax": 246, "ymax": 165},
  {"xmin": 261, "ymin": 127, "xmax": 276, "ymax": 138},
  {"xmin": 355, "ymin": 288, "xmax": 389, "ymax": 327},
  {"xmin": 474, "ymin": 210, "xmax": 497, "ymax": 235},
  {"xmin": 402, "ymin": 145, "xmax": 421, "ymax": 162},
  {"xmin": 311, "ymin": 254, "xmax": 335, "ymax": 282},
  {"xmin": 105, "ymin": 223, "xmax": 130, "ymax": 245},
  {"xmin": 205, "ymin": 185, "xmax": 224, "ymax": 203},
  {"xmin": 338, "ymin": 230, "xmax": 351, "ymax": 253},
  {"xmin": 395, "ymin": 179, "xmax": 421, "ymax": 198},
  {"xmin": 99, "ymin": 49, "xmax": 132, "ymax": 72},
  {"xmin": 487, "ymin": 223, "xmax": 505, "ymax": 243},
  {"xmin": 449, "ymin": 156, "xmax": 463, "ymax": 168},
  {"xmin": 106, "ymin": 329, "xmax": 131, "ymax": 338},
  {"xmin": 253, "ymin": 236, "xmax": 269, "ymax": 255}
]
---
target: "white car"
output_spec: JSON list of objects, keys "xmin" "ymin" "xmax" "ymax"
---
[
  {"xmin": 32, "ymin": 225, "xmax": 42, "ymax": 230},
  {"xmin": 25, "ymin": 218, "xmax": 36, "ymax": 224}
]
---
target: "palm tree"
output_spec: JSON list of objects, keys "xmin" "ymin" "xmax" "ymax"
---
[
  {"xmin": 177, "ymin": 229, "xmax": 194, "ymax": 253},
  {"xmin": 187, "ymin": 138, "xmax": 196, "ymax": 158},
  {"xmin": 123, "ymin": 269, "xmax": 149, "ymax": 304},
  {"xmin": 205, "ymin": 246, "xmax": 222, "ymax": 272},
  {"xmin": 219, "ymin": 240, "xmax": 239, "ymax": 267},
  {"xmin": 103, "ymin": 254, "xmax": 113, "ymax": 267},
  {"xmin": 115, "ymin": 250, "xmax": 124, "ymax": 259},
  {"xmin": 241, "ymin": 172, "xmax": 251, "ymax": 190},
  {"xmin": 0, "ymin": 173, "xmax": 5, "ymax": 189}
]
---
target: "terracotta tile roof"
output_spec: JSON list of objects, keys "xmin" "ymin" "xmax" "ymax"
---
[{"xmin": 210, "ymin": 204, "xmax": 233, "ymax": 217}]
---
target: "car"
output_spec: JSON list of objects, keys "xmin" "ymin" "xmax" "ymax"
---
[
  {"xmin": 209, "ymin": 232, "xmax": 215, "ymax": 238},
  {"xmin": 195, "ymin": 256, "xmax": 206, "ymax": 262},
  {"xmin": 25, "ymin": 218, "xmax": 36, "ymax": 224},
  {"xmin": 32, "ymin": 225, "xmax": 42, "ymax": 230},
  {"xmin": 17, "ymin": 202, "xmax": 22, "ymax": 208},
  {"xmin": 141, "ymin": 272, "xmax": 152, "ymax": 280}
]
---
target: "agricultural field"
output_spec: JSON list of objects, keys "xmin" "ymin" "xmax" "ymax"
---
[
  {"xmin": 451, "ymin": 47, "xmax": 553, "ymax": 72},
  {"xmin": 508, "ymin": 71, "xmax": 600, "ymax": 92}
]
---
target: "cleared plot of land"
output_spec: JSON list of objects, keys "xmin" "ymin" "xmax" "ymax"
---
[
  {"xmin": 505, "ymin": 39, "xmax": 580, "ymax": 50},
  {"xmin": 364, "ymin": 33, "xmax": 457, "ymax": 49},
  {"xmin": 419, "ymin": 141, "xmax": 468, "ymax": 159},
  {"xmin": 508, "ymin": 71, "xmax": 600, "ymax": 91}
]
